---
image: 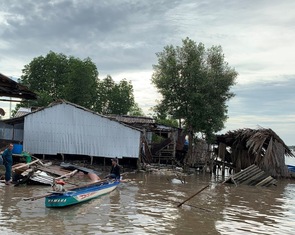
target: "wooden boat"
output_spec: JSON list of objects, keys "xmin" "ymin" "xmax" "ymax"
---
[
  {"xmin": 45, "ymin": 180, "xmax": 120, "ymax": 208},
  {"xmin": 287, "ymin": 165, "xmax": 295, "ymax": 178}
]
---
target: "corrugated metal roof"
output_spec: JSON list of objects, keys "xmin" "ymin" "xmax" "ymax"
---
[
  {"xmin": 23, "ymin": 101, "xmax": 142, "ymax": 158},
  {"xmin": 14, "ymin": 107, "xmax": 32, "ymax": 118},
  {"xmin": 109, "ymin": 115, "xmax": 154, "ymax": 124}
]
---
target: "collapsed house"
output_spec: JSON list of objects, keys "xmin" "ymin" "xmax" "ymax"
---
[
  {"xmin": 215, "ymin": 127, "xmax": 294, "ymax": 178},
  {"xmin": 1, "ymin": 100, "xmax": 142, "ymax": 165},
  {"xmin": 0, "ymin": 100, "xmax": 189, "ymax": 168},
  {"xmin": 108, "ymin": 115, "xmax": 188, "ymax": 165}
]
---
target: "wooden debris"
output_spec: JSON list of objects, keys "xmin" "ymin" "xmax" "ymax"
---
[
  {"xmin": 215, "ymin": 127, "xmax": 293, "ymax": 178},
  {"xmin": 36, "ymin": 165, "xmax": 72, "ymax": 177},
  {"xmin": 223, "ymin": 164, "xmax": 277, "ymax": 187},
  {"xmin": 177, "ymin": 184, "xmax": 209, "ymax": 207}
]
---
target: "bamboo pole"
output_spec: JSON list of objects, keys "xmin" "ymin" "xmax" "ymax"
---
[{"xmin": 177, "ymin": 184, "xmax": 209, "ymax": 207}]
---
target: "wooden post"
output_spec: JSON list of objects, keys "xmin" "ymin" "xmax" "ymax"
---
[
  {"xmin": 61, "ymin": 153, "xmax": 64, "ymax": 162},
  {"xmin": 172, "ymin": 130, "xmax": 177, "ymax": 166},
  {"xmin": 218, "ymin": 143, "xmax": 226, "ymax": 176},
  {"xmin": 209, "ymin": 145, "xmax": 213, "ymax": 174},
  {"xmin": 222, "ymin": 143, "xmax": 226, "ymax": 176},
  {"xmin": 90, "ymin": 156, "xmax": 93, "ymax": 165},
  {"xmin": 137, "ymin": 135, "xmax": 143, "ymax": 170}
]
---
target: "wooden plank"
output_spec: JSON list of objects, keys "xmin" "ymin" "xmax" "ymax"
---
[
  {"xmin": 235, "ymin": 167, "xmax": 261, "ymax": 181},
  {"xmin": 232, "ymin": 164, "xmax": 257, "ymax": 179},
  {"xmin": 248, "ymin": 173, "xmax": 269, "ymax": 186},
  {"xmin": 36, "ymin": 165, "xmax": 71, "ymax": 177},
  {"xmin": 224, "ymin": 164, "xmax": 275, "ymax": 186},
  {"xmin": 233, "ymin": 165, "xmax": 260, "ymax": 180},
  {"xmin": 255, "ymin": 176, "xmax": 275, "ymax": 187},
  {"xmin": 239, "ymin": 171, "xmax": 265, "ymax": 185},
  {"xmin": 265, "ymin": 178, "xmax": 277, "ymax": 186},
  {"xmin": 13, "ymin": 159, "xmax": 40, "ymax": 170},
  {"xmin": 223, "ymin": 164, "xmax": 276, "ymax": 187},
  {"xmin": 234, "ymin": 167, "xmax": 261, "ymax": 183},
  {"xmin": 260, "ymin": 178, "xmax": 276, "ymax": 187},
  {"xmin": 55, "ymin": 169, "xmax": 78, "ymax": 180}
]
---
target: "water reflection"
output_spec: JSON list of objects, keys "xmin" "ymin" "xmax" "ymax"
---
[
  {"xmin": 215, "ymin": 181, "xmax": 295, "ymax": 235},
  {"xmin": 0, "ymin": 172, "xmax": 294, "ymax": 234}
]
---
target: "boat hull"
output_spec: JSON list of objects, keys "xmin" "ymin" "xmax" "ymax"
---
[{"xmin": 45, "ymin": 181, "xmax": 119, "ymax": 208}]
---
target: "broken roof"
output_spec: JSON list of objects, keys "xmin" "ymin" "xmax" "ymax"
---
[{"xmin": 0, "ymin": 73, "xmax": 37, "ymax": 100}]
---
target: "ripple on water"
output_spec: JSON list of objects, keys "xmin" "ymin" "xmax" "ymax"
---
[
  {"xmin": 1, "ymin": 173, "xmax": 295, "ymax": 234},
  {"xmin": 215, "ymin": 183, "xmax": 295, "ymax": 235}
]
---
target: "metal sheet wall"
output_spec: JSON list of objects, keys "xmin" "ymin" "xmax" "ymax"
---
[
  {"xmin": 0, "ymin": 122, "xmax": 23, "ymax": 141},
  {"xmin": 13, "ymin": 123, "xmax": 24, "ymax": 141},
  {"xmin": 23, "ymin": 103, "xmax": 141, "ymax": 158},
  {"xmin": 0, "ymin": 121, "xmax": 13, "ymax": 140}
]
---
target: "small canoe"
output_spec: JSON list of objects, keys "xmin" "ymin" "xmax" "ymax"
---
[{"xmin": 45, "ymin": 180, "xmax": 119, "ymax": 208}]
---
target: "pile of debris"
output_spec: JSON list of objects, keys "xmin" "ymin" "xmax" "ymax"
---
[{"xmin": 216, "ymin": 127, "xmax": 294, "ymax": 178}]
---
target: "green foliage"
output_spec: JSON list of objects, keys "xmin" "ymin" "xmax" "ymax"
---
[
  {"xmin": 156, "ymin": 118, "xmax": 178, "ymax": 128},
  {"xmin": 95, "ymin": 75, "xmax": 135, "ymax": 115},
  {"xmin": 19, "ymin": 51, "xmax": 98, "ymax": 109},
  {"xmin": 63, "ymin": 56, "xmax": 99, "ymax": 109},
  {"xmin": 128, "ymin": 103, "xmax": 145, "ymax": 116},
  {"xmin": 17, "ymin": 51, "xmax": 136, "ymax": 116},
  {"xmin": 151, "ymin": 133, "xmax": 165, "ymax": 144},
  {"xmin": 152, "ymin": 37, "xmax": 237, "ymax": 142}
]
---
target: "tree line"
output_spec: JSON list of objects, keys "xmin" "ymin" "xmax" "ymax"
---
[
  {"xmin": 17, "ymin": 51, "xmax": 143, "ymax": 116},
  {"xmin": 17, "ymin": 37, "xmax": 237, "ymax": 145}
]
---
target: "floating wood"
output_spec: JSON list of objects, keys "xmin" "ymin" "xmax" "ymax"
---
[
  {"xmin": 223, "ymin": 164, "xmax": 277, "ymax": 187},
  {"xmin": 177, "ymin": 184, "xmax": 209, "ymax": 207}
]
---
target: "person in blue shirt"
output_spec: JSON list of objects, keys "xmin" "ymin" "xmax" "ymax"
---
[{"xmin": 2, "ymin": 143, "xmax": 13, "ymax": 185}]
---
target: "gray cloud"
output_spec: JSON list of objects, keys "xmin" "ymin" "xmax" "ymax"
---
[
  {"xmin": 230, "ymin": 77, "xmax": 295, "ymax": 116},
  {"xmin": 1, "ymin": 0, "xmax": 295, "ymax": 144}
]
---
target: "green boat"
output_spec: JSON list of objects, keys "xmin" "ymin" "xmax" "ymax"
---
[{"xmin": 45, "ymin": 180, "xmax": 120, "ymax": 208}]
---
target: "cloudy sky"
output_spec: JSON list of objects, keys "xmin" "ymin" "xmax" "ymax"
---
[{"xmin": 1, "ymin": 0, "xmax": 295, "ymax": 145}]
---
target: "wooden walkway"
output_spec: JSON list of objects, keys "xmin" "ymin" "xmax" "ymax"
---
[{"xmin": 223, "ymin": 164, "xmax": 277, "ymax": 187}]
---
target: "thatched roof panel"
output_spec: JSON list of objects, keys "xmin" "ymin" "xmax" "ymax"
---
[{"xmin": 216, "ymin": 127, "xmax": 293, "ymax": 178}]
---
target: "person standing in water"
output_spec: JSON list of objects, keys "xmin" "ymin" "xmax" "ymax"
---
[{"xmin": 2, "ymin": 143, "xmax": 13, "ymax": 185}]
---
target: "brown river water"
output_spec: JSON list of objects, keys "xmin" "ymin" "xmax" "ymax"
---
[{"xmin": 0, "ymin": 170, "xmax": 295, "ymax": 235}]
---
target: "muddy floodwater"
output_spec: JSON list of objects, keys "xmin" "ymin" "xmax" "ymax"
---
[{"xmin": 0, "ymin": 171, "xmax": 295, "ymax": 235}]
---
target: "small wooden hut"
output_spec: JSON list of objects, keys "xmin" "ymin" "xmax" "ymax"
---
[{"xmin": 215, "ymin": 127, "xmax": 294, "ymax": 178}]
